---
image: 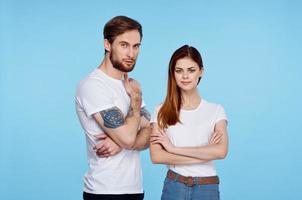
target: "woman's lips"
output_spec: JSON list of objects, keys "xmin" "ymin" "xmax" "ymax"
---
[{"xmin": 181, "ymin": 81, "xmax": 191, "ymax": 85}]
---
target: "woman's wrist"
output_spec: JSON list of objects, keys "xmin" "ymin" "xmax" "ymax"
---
[{"xmin": 168, "ymin": 146, "xmax": 177, "ymax": 154}]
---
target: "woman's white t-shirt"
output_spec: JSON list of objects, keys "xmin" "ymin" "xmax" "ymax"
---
[{"xmin": 151, "ymin": 99, "xmax": 227, "ymax": 177}]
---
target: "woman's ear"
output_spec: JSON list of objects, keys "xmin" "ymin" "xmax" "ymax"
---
[{"xmin": 200, "ymin": 68, "xmax": 204, "ymax": 78}]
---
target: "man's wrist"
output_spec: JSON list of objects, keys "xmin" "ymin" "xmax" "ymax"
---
[
  {"xmin": 132, "ymin": 110, "xmax": 141, "ymax": 118},
  {"xmin": 127, "ymin": 108, "xmax": 140, "ymax": 118}
]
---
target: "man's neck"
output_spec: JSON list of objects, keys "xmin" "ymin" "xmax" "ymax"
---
[{"xmin": 98, "ymin": 55, "xmax": 124, "ymax": 80}]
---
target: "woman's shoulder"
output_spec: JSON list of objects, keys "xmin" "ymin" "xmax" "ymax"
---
[
  {"xmin": 154, "ymin": 103, "xmax": 163, "ymax": 110},
  {"xmin": 202, "ymin": 99, "xmax": 225, "ymax": 111},
  {"xmin": 150, "ymin": 103, "xmax": 163, "ymax": 123}
]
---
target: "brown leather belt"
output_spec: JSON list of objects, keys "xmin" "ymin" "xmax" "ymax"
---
[{"xmin": 167, "ymin": 170, "xmax": 219, "ymax": 187}]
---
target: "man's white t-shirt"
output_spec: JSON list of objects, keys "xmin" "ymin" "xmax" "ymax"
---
[
  {"xmin": 151, "ymin": 99, "xmax": 227, "ymax": 177},
  {"xmin": 75, "ymin": 69, "xmax": 143, "ymax": 194}
]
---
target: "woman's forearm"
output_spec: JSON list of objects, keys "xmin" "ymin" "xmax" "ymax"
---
[
  {"xmin": 170, "ymin": 143, "xmax": 228, "ymax": 161},
  {"xmin": 169, "ymin": 121, "xmax": 229, "ymax": 160},
  {"xmin": 150, "ymin": 143, "xmax": 208, "ymax": 165}
]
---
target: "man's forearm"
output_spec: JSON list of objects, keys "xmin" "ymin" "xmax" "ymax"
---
[
  {"xmin": 132, "ymin": 126, "xmax": 151, "ymax": 150},
  {"xmin": 94, "ymin": 106, "xmax": 141, "ymax": 149},
  {"xmin": 115, "ymin": 110, "xmax": 140, "ymax": 148},
  {"xmin": 124, "ymin": 108, "xmax": 141, "ymax": 134}
]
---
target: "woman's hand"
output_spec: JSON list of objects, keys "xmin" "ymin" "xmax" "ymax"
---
[
  {"xmin": 209, "ymin": 131, "xmax": 223, "ymax": 145},
  {"xmin": 150, "ymin": 129, "xmax": 175, "ymax": 153}
]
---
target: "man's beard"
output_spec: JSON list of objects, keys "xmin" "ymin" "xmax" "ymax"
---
[{"xmin": 110, "ymin": 54, "xmax": 136, "ymax": 73}]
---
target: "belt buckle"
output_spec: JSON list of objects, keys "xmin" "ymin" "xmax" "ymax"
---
[{"xmin": 184, "ymin": 176, "xmax": 194, "ymax": 187}]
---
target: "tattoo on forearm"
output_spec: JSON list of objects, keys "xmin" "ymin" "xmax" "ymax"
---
[
  {"xmin": 100, "ymin": 106, "xmax": 125, "ymax": 128},
  {"xmin": 140, "ymin": 107, "xmax": 151, "ymax": 121}
]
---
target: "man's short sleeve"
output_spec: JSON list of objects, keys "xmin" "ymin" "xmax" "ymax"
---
[{"xmin": 76, "ymin": 79, "xmax": 115, "ymax": 117}]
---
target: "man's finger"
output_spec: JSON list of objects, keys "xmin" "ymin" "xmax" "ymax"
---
[
  {"xmin": 98, "ymin": 153, "xmax": 110, "ymax": 158},
  {"xmin": 94, "ymin": 134, "xmax": 107, "ymax": 140},
  {"xmin": 94, "ymin": 141, "xmax": 106, "ymax": 150},
  {"xmin": 97, "ymin": 149, "xmax": 110, "ymax": 155}
]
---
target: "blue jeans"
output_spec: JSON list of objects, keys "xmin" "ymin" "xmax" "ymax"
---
[{"xmin": 161, "ymin": 177, "xmax": 220, "ymax": 200}]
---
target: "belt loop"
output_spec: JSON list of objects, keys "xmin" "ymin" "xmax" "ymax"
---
[
  {"xmin": 193, "ymin": 177, "xmax": 198, "ymax": 185},
  {"xmin": 175, "ymin": 173, "xmax": 179, "ymax": 181}
]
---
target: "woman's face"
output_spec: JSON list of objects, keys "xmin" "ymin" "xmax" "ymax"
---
[{"xmin": 174, "ymin": 57, "xmax": 202, "ymax": 92}]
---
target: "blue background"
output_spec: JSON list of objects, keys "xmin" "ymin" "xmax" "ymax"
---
[{"xmin": 1, "ymin": 0, "xmax": 301, "ymax": 199}]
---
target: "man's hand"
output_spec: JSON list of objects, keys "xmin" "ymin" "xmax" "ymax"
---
[
  {"xmin": 93, "ymin": 133, "xmax": 122, "ymax": 158},
  {"xmin": 124, "ymin": 73, "xmax": 142, "ymax": 95},
  {"xmin": 124, "ymin": 74, "xmax": 142, "ymax": 114}
]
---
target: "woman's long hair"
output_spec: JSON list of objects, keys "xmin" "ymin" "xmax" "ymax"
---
[{"xmin": 157, "ymin": 45, "xmax": 204, "ymax": 129}]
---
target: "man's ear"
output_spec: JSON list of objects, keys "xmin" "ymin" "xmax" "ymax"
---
[{"xmin": 104, "ymin": 39, "xmax": 111, "ymax": 52}]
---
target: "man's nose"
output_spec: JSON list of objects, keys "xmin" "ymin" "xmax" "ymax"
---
[{"xmin": 127, "ymin": 47, "xmax": 135, "ymax": 58}]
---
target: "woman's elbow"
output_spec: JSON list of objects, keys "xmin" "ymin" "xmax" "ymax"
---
[
  {"xmin": 217, "ymin": 149, "xmax": 228, "ymax": 160},
  {"xmin": 150, "ymin": 154, "xmax": 159, "ymax": 164},
  {"xmin": 151, "ymin": 159, "xmax": 159, "ymax": 164},
  {"xmin": 150, "ymin": 152, "xmax": 163, "ymax": 164}
]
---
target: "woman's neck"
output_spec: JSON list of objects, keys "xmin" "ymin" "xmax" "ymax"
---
[{"xmin": 181, "ymin": 89, "xmax": 201, "ymax": 110}]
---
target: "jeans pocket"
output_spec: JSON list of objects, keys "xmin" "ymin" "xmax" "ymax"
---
[
  {"xmin": 162, "ymin": 177, "xmax": 175, "ymax": 193},
  {"xmin": 161, "ymin": 178, "xmax": 186, "ymax": 200},
  {"xmin": 193, "ymin": 184, "xmax": 220, "ymax": 200}
]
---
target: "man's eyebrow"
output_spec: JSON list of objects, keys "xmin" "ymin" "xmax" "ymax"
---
[{"xmin": 119, "ymin": 41, "xmax": 129, "ymax": 44}]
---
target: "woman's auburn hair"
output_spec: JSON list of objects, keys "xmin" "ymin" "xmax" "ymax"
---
[{"xmin": 157, "ymin": 45, "xmax": 203, "ymax": 129}]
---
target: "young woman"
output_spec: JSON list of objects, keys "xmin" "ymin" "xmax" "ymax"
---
[{"xmin": 150, "ymin": 45, "xmax": 228, "ymax": 200}]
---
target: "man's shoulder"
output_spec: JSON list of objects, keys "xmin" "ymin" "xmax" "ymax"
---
[{"xmin": 76, "ymin": 70, "xmax": 108, "ymax": 95}]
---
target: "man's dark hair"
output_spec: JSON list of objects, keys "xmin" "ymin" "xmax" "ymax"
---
[{"xmin": 103, "ymin": 16, "xmax": 143, "ymax": 51}]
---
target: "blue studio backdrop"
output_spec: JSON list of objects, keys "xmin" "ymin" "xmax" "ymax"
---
[{"xmin": 1, "ymin": 0, "xmax": 301, "ymax": 199}]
